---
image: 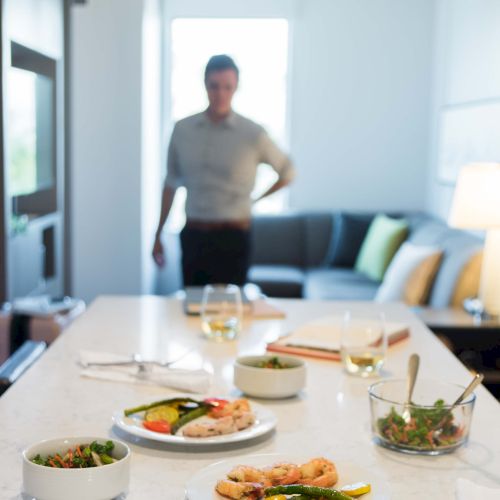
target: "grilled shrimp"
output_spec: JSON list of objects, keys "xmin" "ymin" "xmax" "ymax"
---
[
  {"xmin": 298, "ymin": 457, "xmax": 338, "ymax": 487},
  {"xmin": 227, "ymin": 465, "xmax": 269, "ymax": 486},
  {"xmin": 214, "ymin": 399, "xmax": 252, "ymax": 418},
  {"xmin": 215, "ymin": 479, "xmax": 263, "ymax": 499},
  {"xmin": 263, "ymin": 462, "xmax": 301, "ymax": 485}
]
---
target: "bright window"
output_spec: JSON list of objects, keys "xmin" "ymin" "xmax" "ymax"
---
[{"xmin": 167, "ymin": 18, "xmax": 289, "ymax": 231}]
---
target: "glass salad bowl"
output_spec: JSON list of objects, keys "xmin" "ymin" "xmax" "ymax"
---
[{"xmin": 368, "ymin": 379, "xmax": 476, "ymax": 455}]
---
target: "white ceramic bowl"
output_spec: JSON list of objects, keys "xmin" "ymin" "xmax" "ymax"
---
[
  {"xmin": 22, "ymin": 436, "xmax": 130, "ymax": 500},
  {"xmin": 234, "ymin": 355, "xmax": 306, "ymax": 398}
]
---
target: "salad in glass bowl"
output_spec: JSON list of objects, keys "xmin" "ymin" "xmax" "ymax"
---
[{"xmin": 368, "ymin": 379, "xmax": 476, "ymax": 455}]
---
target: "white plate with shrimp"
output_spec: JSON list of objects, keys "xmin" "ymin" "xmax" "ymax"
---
[
  {"xmin": 112, "ymin": 400, "xmax": 277, "ymax": 446},
  {"xmin": 185, "ymin": 453, "xmax": 390, "ymax": 499}
]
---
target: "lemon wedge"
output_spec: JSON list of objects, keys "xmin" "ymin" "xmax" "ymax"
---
[{"xmin": 340, "ymin": 482, "xmax": 372, "ymax": 497}]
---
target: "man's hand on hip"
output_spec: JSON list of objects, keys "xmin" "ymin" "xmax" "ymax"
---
[{"xmin": 152, "ymin": 235, "xmax": 166, "ymax": 267}]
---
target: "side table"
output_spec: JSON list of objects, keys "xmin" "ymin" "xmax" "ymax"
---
[{"xmin": 415, "ymin": 307, "xmax": 500, "ymax": 399}]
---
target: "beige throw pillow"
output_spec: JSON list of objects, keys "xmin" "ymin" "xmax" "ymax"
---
[
  {"xmin": 375, "ymin": 242, "xmax": 443, "ymax": 305},
  {"xmin": 451, "ymin": 251, "xmax": 483, "ymax": 307},
  {"xmin": 404, "ymin": 252, "xmax": 443, "ymax": 305}
]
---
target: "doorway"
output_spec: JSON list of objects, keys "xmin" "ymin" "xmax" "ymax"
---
[{"xmin": 162, "ymin": 1, "xmax": 295, "ymax": 230}]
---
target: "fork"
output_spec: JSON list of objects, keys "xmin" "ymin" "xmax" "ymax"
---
[
  {"xmin": 432, "ymin": 373, "xmax": 484, "ymax": 440},
  {"xmin": 85, "ymin": 350, "xmax": 193, "ymax": 369}
]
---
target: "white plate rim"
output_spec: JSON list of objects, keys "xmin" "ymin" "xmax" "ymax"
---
[
  {"xmin": 185, "ymin": 453, "xmax": 391, "ymax": 500},
  {"xmin": 111, "ymin": 401, "xmax": 277, "ymax": 445}
]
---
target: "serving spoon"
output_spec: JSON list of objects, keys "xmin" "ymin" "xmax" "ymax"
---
[
  {"xmin": 432, "ymin": 372, "xmax": 484, "ymax": 440},
  {"xmin": 450, "ymin": 373, "xmax": 484, "ymax": 407},
  {"xmin": 402, "ymin": 353, "xmax": 420, "ymax": 423}
]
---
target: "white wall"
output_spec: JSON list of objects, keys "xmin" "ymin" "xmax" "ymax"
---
[
  {"xmin": 426, "ymin": 0, "xmax": 500, "ymax": 220},
  {"xmin": 71, "ymin": 0, "xmax": 161, "ymax": 303},
  {"xmin": 4, "ymin": 0, "xmax": 63, "ymax": 58},
  {"xmin": 158, "ymin": 0, "xmax": 435, "ymax": 213},
  {"xmin": 141, "ymin": 0, "xmax": 162, "ymax": 294},
  {"xmin": 289, "ymin": 0, "xmax": 434, "ymax": 212},
  {"xmin": 70, "ymin": 0, "xmax": 435, "ymax": 301}
]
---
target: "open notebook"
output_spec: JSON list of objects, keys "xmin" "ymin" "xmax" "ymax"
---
[
  {"xmin": 267, "ymin": 315, "xmax": 410, "ymax": 361},
  {"xmin": 183, "ymin": 287, "xmax": 285, "ymax": 319},
  {"xmin": 183, "ymin": 286, "xmax": 252, "ymax": 315}
]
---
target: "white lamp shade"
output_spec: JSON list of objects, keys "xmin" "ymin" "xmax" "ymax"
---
[{"xmin": 449, "ymin": 163, "xmax": 500, "ymax": 229}]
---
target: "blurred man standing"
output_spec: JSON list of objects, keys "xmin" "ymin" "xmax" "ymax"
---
[{"xmin": 152, "ymin": 55, "xmax": 295, "ymax": 286}]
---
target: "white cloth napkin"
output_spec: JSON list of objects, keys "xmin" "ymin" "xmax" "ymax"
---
[
  {"xmin": 79, "ymin": 350, "xmax": 211, "ymax": 394},
  {"xmin": 456, "ymin": 478, "xmax": 500, "ymax": 499}
]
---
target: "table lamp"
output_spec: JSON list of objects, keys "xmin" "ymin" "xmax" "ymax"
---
[{"xmin": 449, "ymin": 162, "xmax": 500, "ymax": 316}]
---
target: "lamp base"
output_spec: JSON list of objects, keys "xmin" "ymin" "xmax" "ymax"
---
[{"xmin": 479, "ymin": 229, "xmax": 500, "ymax": 316}]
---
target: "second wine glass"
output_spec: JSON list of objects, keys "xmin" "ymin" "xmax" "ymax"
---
[
  {"xmin": 340, "ymin": 311, "xmax": 387, "ymax": 377},
  {"xmin": 201, "ymin": 284, "xmax": 243, "ymax": 342}
]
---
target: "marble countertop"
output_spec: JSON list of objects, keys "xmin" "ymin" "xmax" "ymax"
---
[{"xmin": 1, "ymin": 296, "xmax": 499, "ymax": 499}]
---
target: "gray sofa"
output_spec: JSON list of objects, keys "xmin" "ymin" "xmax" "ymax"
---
[{"xmin": 248, "ymin": 211, "xmax": 483, "ymax": 307}]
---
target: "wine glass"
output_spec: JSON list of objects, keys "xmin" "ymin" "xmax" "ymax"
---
[
  {"xmin": 340, "ymin": 311, "xmax": 387, "ymax": 377},
  {"xmin": 200, "ymin": 284, "xmax": 242, "ymax": 342}
]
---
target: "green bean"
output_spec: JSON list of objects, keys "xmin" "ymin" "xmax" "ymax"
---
[
  {"xmin": 124, "ymin": 397, "xmax": 199, "ymax": 416},
  {"xmin": 171, "ymin": 405, "xmax": 208, "ymax": 434},
  {"xmin": 264, "ymin": 485, "xmax": 352, "ymax": 499}
]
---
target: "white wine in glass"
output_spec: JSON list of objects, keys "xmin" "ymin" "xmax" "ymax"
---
[
  {"xmin": 201, "ymin": 284, "xmax": 242, "ymax": 342},
  {"xmin": 341, "ymin": 311, "xmax": 387, "ymax": 377}
]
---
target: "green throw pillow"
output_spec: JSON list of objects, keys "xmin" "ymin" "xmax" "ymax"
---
[{"xmin": 354, "ymin": 214, "xmax": 409, "ymax": 281}]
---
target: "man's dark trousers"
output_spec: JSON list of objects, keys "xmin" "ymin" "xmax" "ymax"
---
[{"xmin": 180, "ymin": 226, "xmax": 251, "ymax": 286}]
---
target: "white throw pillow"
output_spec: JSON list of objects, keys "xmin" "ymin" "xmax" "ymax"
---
[{"xmin": 375, "ymin": 242, "xmax": 442, "ymax": 305}]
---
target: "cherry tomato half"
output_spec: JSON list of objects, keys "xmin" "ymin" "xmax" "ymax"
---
[
  {"xmin": 204, "ymin": 398, "xmax": 230, "ymax": 418},
  {"xmin": 143, "ymin": 420, "xmax": 171, "ymax": 434},
  {"xmin": 203, "ymin": 398, "xmax": 229, "ymax": 408}
]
